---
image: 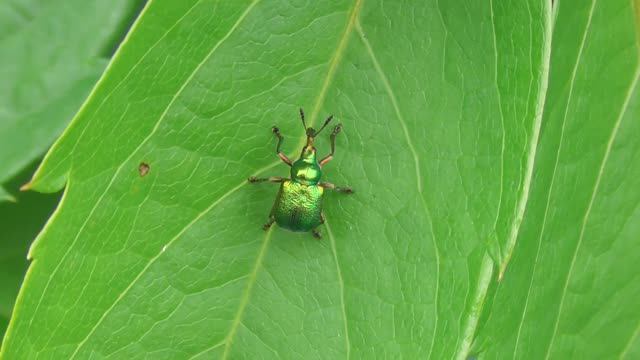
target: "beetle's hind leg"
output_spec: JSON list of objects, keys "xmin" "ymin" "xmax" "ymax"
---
[
  {"xmin": 248, "ymin": 176, "xmax": 286, "ymax": 184},
  {"xmin": 311, "ymin": 213, "xmax": 326, "ymax": 239},
  {"xmin": 272, "ymin": 127, "xmax": 293, "ymax": 166},
  {"xmin": 262, "ymin": 215, "xmax": 275, "ymax": 231}
]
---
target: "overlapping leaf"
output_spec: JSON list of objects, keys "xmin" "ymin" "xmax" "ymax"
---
[
  {"xmin": 0, "ymin": 164, "xmax": 59, "ymax": 340},
  {"xmin": 473, "ymin": 0, "xmax": 640, "ymax": 358}
]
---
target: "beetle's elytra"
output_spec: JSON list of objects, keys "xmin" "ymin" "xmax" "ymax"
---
[{"xmin": 248, "ymin": 108, "xmax": 354, "ymax": 238}]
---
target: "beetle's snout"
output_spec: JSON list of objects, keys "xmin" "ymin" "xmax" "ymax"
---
[
  {"xmin": 304, "ymin": 144, "xmax": 316, "ymax": 154},
  {"xmin": 306, "ymin": 135, "xmax": 315, "ymax": 147}
]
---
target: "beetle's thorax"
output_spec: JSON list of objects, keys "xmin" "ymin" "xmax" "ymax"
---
[{"xmin": 290, "ymin": 145, "xmax": 322, "ymax": 185}]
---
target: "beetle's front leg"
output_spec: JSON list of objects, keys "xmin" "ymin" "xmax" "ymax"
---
[
  {"xmin": 319, "ymin": 181, "xmax": 354, "ymax": 194},
  {"xmin": 248, "ymin": 176, "xmax": 287, "ymax": 184},
  {"xmin": 310, "ymin": 213, "xmax": 327, "ymax": 239},
  {"xmin": 319, "ymin": 124, "xmax": 342, "ymax": 166},
  {"xmin": 272, "ymin": 126, "xmax": 293, "ymax": 166}
]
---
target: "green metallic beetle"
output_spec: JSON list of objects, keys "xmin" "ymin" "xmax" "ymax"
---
[{"xmin": 248, "ymin": 108, "xmax": 354, "ymax": 238}]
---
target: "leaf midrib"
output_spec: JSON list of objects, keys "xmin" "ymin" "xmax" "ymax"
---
[
  {"xmin": 354, "ymin": 20, "xmax": 442, "ymax": 357},
  {"xmin": 221, "ymin": 1, "xmax": 363, "ymax": 357}
]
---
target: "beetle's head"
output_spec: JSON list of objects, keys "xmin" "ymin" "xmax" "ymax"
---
[{"xmin": 299, "ymin": 107, "xmax": 333, "ymax": 150}]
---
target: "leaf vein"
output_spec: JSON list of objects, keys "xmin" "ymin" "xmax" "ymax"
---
[
  {"xmin": 220, "ymin": 1, "xmax": 363, "ymax": 357},
  {"xmin": 497, "ymin": 0, "xmax": 553, "ymax": 280},
  {"xmin": 489, "ymin": 0, "xmax": 507, "ymax": 265},
  {"xmin": 355, "ymin": 20, "xmax": 441, "ymax": 358},
  {"xmin": 325, "ymin": 219, "xmax": 351, "ymax": 359},
  {"xmin": 620, "ymin": 319, "xmax": 640, "ymax": 359},
  {"xmin": 221, "ymin": 229, "xmax": 274, "ymax": 359},
  {"xmin": 187, "ymin": 340, "xmax": 225, "ymax": 360},
  {"xmin": 69, "ymin": 166, "xmax": 272, "ymax": 359}
]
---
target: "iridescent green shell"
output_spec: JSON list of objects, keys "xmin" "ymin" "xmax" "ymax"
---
[
  {"xmin": 272, "ymin": 180, "xmax": 324, "ymax": 232},
  {"xmin": 270, "ymin": 147, "xmax": 325, "ymax": 232}
]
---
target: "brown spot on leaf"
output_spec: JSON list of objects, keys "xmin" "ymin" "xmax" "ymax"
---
[{"xmin": 138, "ymin": 162, "xmax": 150, "ymax": 177}]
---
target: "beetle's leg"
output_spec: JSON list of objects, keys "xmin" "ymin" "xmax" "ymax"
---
[
  {"xmin": 299, "ymin": 108, "xmax": 307, "ymax": 129},
  {"xmin": 248, "ymin": 176, "xmax": 287, "ymax": 184},
  {"xmin": 262, "ymin": 215, "xmax": 275, "ymax": 231},
  {"xmin": 272, "ymin": 126, "xmax": 292, "ymax": 166},
  {"xmin": 319, "ymin": 124, "xmax": 342, "ymax": 166},
  {"xmin": 319, "ymin": 181, "xmax": 354, "ymax": 194},
  {"xmin": 311, "ymin": 213, "xmax": 327, "ymax": 239}
]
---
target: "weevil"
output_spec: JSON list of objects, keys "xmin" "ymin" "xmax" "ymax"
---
[{"xmin": 248, "ymin": 108, "xmax": 354, "ymax": 238}]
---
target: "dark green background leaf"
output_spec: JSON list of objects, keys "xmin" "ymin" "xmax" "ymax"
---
[
  {"xmin": 0, "ymin": 163, "xmax": 59, "ymax": 341},
  {"xmin": 0, "ymin": 0, "xmax": 142, "ymax": 199}
]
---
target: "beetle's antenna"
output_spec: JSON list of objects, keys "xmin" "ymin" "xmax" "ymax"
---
[
  {"xmin": 314, "ymin": 115, "xmax": 333, "ymax": 136},
  {"xmin": 299, "ymin": 108, "xmax": 307, "ymax": 130}
]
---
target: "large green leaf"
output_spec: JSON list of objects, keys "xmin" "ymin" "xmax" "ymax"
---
[
  {"xmin": 2, "ymin": 0, "xmax": 549, "ymax": 357},
  {"xmin": 2, "ymin": 0, "xmax": 638, "ymax": 359},
  {"xmin": 472, "ymin": 0, "xmax": 640, "ymax": 358},
  {"xmin": 0, "ymin": 0, "xmax": 142, "ymax": 199}
]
